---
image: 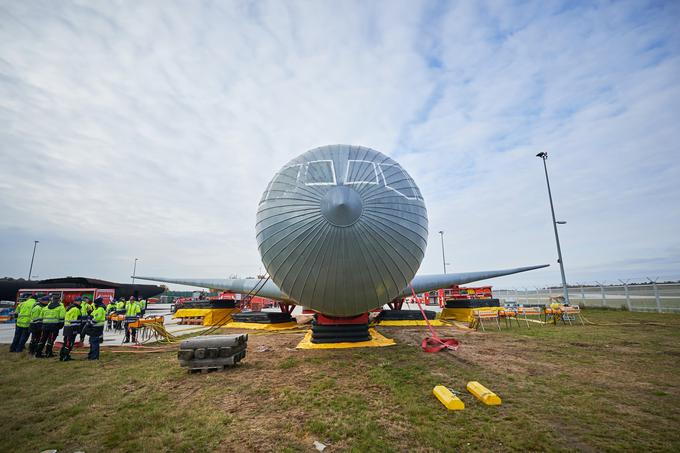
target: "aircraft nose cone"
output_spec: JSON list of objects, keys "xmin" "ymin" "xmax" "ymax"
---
[{"xmin": 320, "ymin": 186, "xmax": 363, "ymax": 227}]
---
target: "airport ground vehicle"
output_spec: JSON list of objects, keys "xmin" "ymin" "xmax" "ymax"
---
[{"xmin": 434, "ymin": 285, "xmax": 493, "ymax": 307}]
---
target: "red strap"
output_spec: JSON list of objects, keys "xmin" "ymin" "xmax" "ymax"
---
[
  {"xmin": 422, "ymin": 337, "xmax": 460, "ymax": 353},
  {"xmin": 408, "ymin": 283, "xmax": 460, "ymax": 353}
]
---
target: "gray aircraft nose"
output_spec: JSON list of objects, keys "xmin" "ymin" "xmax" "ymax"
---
[{"xmin": 320, "ymin": 186, "xmax": 363, "ymax": 227}]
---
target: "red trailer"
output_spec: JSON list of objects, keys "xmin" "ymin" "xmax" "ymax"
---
[{"xmin": 436, "ymin": 285, "xmax": 493, "ymax": 307}]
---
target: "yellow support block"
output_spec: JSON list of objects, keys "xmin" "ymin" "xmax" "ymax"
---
[
  {"xmin": 433, "ymin": 385, "xmax": 465, "ymax": 411},
  {"xmin": 466, "ymin": 381, "xmax": 501, "ymax": 406},
  {"xmin": 173, "ymin": 308, "xmax": 240, "ymax": 326},
  {"xmin": 296, "ymin": 328, "xmax": 396, "ymax": 349}
]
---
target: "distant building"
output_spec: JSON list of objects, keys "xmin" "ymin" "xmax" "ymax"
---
[{"xmin": 0, "ymin": 276, "xmax": 165, "ymax": 301}]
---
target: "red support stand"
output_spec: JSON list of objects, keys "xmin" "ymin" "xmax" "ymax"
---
[
  {"xmin": 310, "ymin": 313, "xmax": 371, "ymax": 343},
  {"xmin": 316, "ymin": 313, "xmax": 369, "ymax": 325}
]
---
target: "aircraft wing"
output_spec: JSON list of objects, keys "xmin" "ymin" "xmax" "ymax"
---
[
  {"xmin": 132, "ymin": 276, "xmax": 295, "ymax": 304},
  {"xmin": 399, "ymin": 264, "xmax": 549, "ymax": 298},
  {"xmin": 136, "ymin": 264, "xmax": 547, "ymax": 304}
]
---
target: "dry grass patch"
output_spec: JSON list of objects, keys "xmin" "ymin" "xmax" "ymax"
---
[{"xmin": 1, "ymin": 310, "xmax": 679, "ymax": 452}]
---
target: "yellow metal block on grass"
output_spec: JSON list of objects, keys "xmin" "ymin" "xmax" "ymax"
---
[
  {"xmin": 433, "ymin": 385, "xmax": 465, "ymax": 411},
  {"xmin": 467, "ymin": 381, "xmax": 502, "ymax": 405}
]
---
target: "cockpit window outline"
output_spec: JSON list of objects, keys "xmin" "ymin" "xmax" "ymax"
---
[
  {"xmin": 304, "ymin": 160, "xmax": 337, "ymax": 186},
  {"xmin": 378, "ymin": 163, "xmax": 423, "ymax": 201},
  {"xmin": 262, "ymin": 163, "xmax": 303, "ymax": 201},
  {"xmin": 345, "ymin": 160, "xmax": 379, "ymax": 185}
]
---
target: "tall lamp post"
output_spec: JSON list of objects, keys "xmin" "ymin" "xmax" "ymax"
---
[
  {"xmin": 536, "ymin": 152, "xmax": 570, "ymax": 304},
  {"xmin": 132, "ymin": 258, "xmax": 139, "ymax": 284},
  {"xmin": 28, "ymin": 240, "xmax": 39, "ymax": 280},
  {"xmin": 438, "ymin": 230, "xmax": 447, "ymax": 274}
]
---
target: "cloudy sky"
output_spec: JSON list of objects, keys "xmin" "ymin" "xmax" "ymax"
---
[{"xmin": 1, "ymin": 0, "xmax": 679, "ymax": 290}]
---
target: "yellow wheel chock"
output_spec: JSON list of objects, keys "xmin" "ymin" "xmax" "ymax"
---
[
  {"xmin": 466, "ymin": 381, "xmax": 501, "ymax": 405},
  {"xmin": 433, "ymin": 385, "xmax": 465, "ymax": 410}
]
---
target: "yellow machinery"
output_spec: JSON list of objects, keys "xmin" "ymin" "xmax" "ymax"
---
[
  {"xmin": 173, "ymin": 308, "xmax": 240, "ymax": 326},
  {"xmin": 439, "ymin": 307, "xmax": 503, "ymax": 323}
]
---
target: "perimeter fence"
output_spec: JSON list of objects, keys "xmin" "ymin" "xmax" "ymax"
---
[{"xmin": 494, "ymin": 282, "xmax": 680, "ymax": 313}]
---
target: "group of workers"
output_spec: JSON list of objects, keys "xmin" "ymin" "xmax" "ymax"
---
[
  {"xmin": 106, "ymin": 296, "xmax": 147, "ymax": 343},
  {"xmin": 9, "ymin": 294, "xmax": 148, "ymax": 360}
]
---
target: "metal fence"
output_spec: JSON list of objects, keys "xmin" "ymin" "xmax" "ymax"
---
[{"xmin": 494, "ymin": 283, "xmax": 680, "ymax": 313}]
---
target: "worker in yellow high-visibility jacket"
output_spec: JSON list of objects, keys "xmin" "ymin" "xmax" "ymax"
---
[
  {"xmin": 78, "ymin": 296, "xmax": 92, "ymax": 343},
  {"xmin": 105, "ymin": 300, "xmax": 116, "ymax": 330},
  {"xmin": 28, "ymin": 297, "xmax": 49, "ymax": 354},
  {"xmin": 113, "ymin": 298, "xmax": 126, "ymax": 330},
  {"xmin": 124, "ymin": 298, "xmax": 142, "ymax": 343},
  {"xmin": 10, "ymin": 296, "xmax": 37, "ymax": 353},
  {"xmin": 35, "ymin": 298, "xmax": 65, "ymax": 358},
  {"xmin": 60, "ymin": 299, "xmax": 82, "ymax": 362},
  {"xmin": 87, "ymin": 298, "xmax": 107, "ymax": 360}
]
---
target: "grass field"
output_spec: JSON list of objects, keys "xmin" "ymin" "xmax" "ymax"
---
[{"xmin": 1, "ymin": 310, "xmax": 679, "ymax": 452}]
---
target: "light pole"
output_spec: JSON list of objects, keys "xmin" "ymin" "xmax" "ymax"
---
[
  {"xmin": 536, "ymin": 152, "xmax": 570, "ymax": 304},
  {"xmin": 28, "ymin": 240, "xmax": 39, "ymax": 280},
  {"xmin": 438, "ymin": 230, "xmax": 447, "ymax": 274},
  {"xmin": 132, "ymin": 258, "xmax": 138, "ymax": 284}
]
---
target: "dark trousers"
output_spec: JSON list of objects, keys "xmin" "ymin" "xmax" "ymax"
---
[
  {"xmin": 114, "ymin": 310, "xmax": 125, "ymax": 331},
  {"xmin": 60, "ymin": 326, "xmax": 78, "ymax": 361},
  {"xmin": 36, "ymin": 324, "xmax": 60, "ymax": 357},
  {"xmin": 88, "ymin": 327, "xmax": 103, "ymax": 360},
  {"xmin": 28, "ymin": 323, "xmax": 43, "ymax": 354},
  {"xmin": 124, "ymin": 319, "xmax": 138, "ymax": 343},
  {"xmin": 9, "ymin": 326, "xmax": 30, "ymax": 352}
]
